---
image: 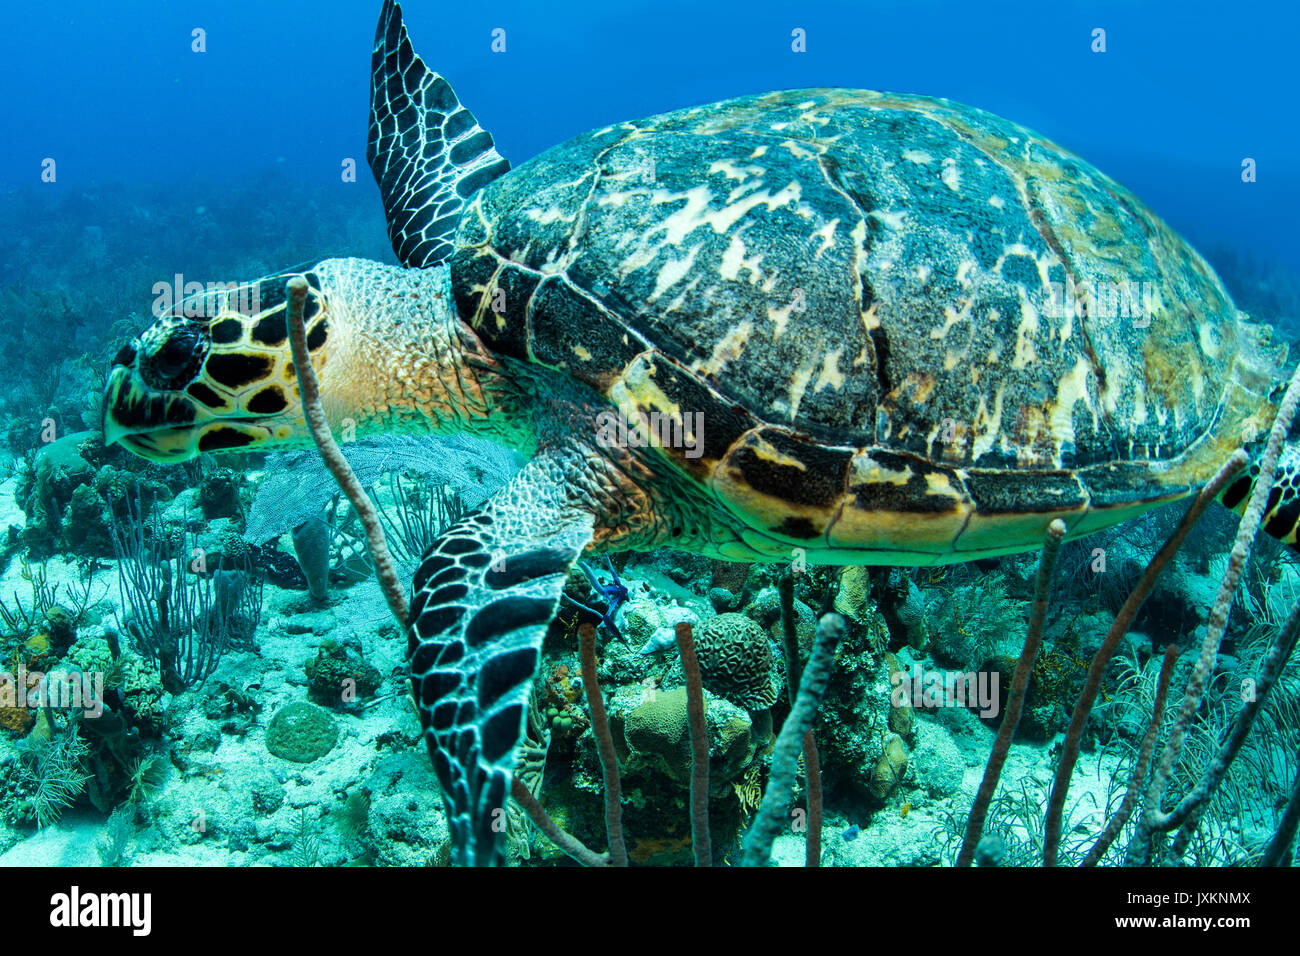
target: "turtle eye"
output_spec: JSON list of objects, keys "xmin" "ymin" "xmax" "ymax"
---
[
  {"xmin": 155, "ymin": 333, "xmax": 193, "ymax": 375},
  {"xmin": 158, "ymin": 332, "xmax": 193, "ymax": 369}
]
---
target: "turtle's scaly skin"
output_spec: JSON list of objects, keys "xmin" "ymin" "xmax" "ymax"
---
[{"xmin": 452, "ymin": 88, "xmax": 1286, "ymax": 564}]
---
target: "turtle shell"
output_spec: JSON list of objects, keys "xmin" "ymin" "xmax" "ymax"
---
[{"xmin": 450, "ymin": 89, "xmax": 1287, "ymax": 563}]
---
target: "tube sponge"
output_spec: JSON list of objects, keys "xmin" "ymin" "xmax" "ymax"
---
[{"xmin": 290, "ymin": 514, "xmax": 331, "ymax": 603}]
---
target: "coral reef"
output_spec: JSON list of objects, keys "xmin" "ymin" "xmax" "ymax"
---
[
  {"xmin": 613, "ymin": 686, "xmax": 755, "ymax": 790},
  {"xmin": 668, "ymin": 613, "xmax": 778, "ymax": 711},
  {"xmin": 3, "ymin": 719, "xmax": 90, "ymax": 828},
  {"xmin": 305, "ymin": 638, "xmax": 383, "ymax": 709},
  {"xmin": 110, "ymin": 496, "xmax": 264, "ymax": 692},
  {"xmin": 619, "ymin": 597, "xmax": 699, "ymax": 656},
  {"xmin": 290, "ymin": 514, "xmax": 332, "ymax": 603},
  {"xmin": 265, "ymin": 702, "xmax": 339, "ymax": 764}
]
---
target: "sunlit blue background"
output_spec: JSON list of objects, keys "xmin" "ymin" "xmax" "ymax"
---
[{"xmin": 1, "ymin": 0, "xmax": 1297, "ymax": 272}]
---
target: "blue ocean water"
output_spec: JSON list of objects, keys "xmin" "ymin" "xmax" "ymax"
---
[{"xmin": 2, "ymin": 0, "xmax": 1297, "ymax": 272}]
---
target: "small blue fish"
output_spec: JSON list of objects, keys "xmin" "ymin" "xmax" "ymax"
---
[{"xmin": 841, "ymin": 824, "xmax": 860, "ymax": 843}]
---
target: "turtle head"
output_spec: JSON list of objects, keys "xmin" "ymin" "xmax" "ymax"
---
[{"xmin": 103, "ymin": 269, "xmax": 331, "ymax": 462}]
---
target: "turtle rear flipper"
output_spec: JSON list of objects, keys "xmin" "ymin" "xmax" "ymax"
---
[
  {"xmin": 368, "ymin": 0, "xmax": 510, "ymax": 269},
  {"xmin": 409, "ymin": 455, "xmax": 594, "ymax": 866}
]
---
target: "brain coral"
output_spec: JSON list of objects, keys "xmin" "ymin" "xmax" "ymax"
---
[{"xmin": 693, "ymin": 613, "xmax": 779, "ymax": 710}]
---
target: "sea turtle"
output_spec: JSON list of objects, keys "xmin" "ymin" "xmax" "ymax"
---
[{"xmin": 102, "ymin": 0, "xmax": 1296, "ymax": 865}]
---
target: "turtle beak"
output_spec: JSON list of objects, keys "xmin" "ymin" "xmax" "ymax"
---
[
  {"xmin": 101, "ymin": 364, "xmax": 205, "ymax": 462},
  {"xmin": 101, "ymin": 340, "xmax": 138, "ymax": 447}
]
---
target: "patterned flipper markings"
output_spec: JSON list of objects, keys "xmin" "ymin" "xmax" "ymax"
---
[
  {"xmin": 367, "ymin": 0, "xmax": 511, "ymax": 269},
  {"xmin": 1220, "ymin": 441, "xmax": 1300, "ymax": 548},
  {"xmin": 408, "ymin": 460, "xmax": 595, "ymax": 866}
]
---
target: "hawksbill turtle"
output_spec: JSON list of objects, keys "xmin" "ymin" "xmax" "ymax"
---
[{"xmin": 103, "ymin": 0, "xmax": 1296, "ymax": 865}]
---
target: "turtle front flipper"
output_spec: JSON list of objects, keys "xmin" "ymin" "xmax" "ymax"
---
[
  {"xmin": 409, "ymin": 455, "xmax": 595, "ymax": 866},
  {"xmin": 1219, "ymin": 442, "xmax": 1300, "ymax": 549},
  {"xmin": 368, "ymin": 0, "xmax": 510, "ymax": 269}
]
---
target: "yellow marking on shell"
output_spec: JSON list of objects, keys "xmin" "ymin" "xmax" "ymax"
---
[
  {"xmin": 1009, "ymin": 401, "xmax": 1070, "ymax": 468},
  {"xmin": 768, "ymin": 300, "xmax": 796, "ymax": 339},
  {"xmin": 572, "ymin": 344, "xmax": 592, "ymax": 362},
  {"xmin": 860, "ymin": 304, "xmax": 883, "ymax": 338},
  {"xmin": 931, "ymin": 296, "xmax": 974, "ymax": 341},
  {"xmin": 850, "ymin": 215, "xmax": 871, "ymax": 307},
  {"xmin": 1057, "ymin": 303, "xmax": 1074, "ymax": 344},
  {"xmin": 812, "ymin": 218, "xmax": 839, "ymax": 257},
  {"xmin": 926, "ymin": 421, "xmax": 946, "ymax": 454},
  {"xmin": 523, "ymin": 205, "xmax": 575, "ymax": 226},
  {"xmin": 870, "ymin": 209, "xmax": 908, "ymax": 231},
  {"xmin": 663, "ymin": 275, "xmax": 703, "ymax": 315},
  {"xmin": 813, "ymin": 349, "xmax": 846, "ymax": 392},
  {"xmin": 707, "ymin": 159, "xmax": 768, "ymax": 204},
  {"xmin": 1050, "ymin": 356, "xmax": 1095, "ymax": 447},
  {"xmin": 711, "ymin": 444, "xmax": 844, "ymax": 554},
  {"xmin": 785, "ymin": 356, "xmax": 818, "ymax": 420},
  {"xmin": 1132, "ymin": 376, "xmax": 1148, "ymax": 427},
  {"xmin": 719, "ymin": 234, "xmax": 764, "ymax": 283},
  {"xmin": 899, "ymin": 372, "xmax": 937, "ymax": 405},
  {"xmin": 989, "ymin": 195, "xmax": 1006, "ymax": 209},
  {"xmin": 607, "ymin": 353, "xmax": 683, "ymax": 434},
  {"xmin": 822, "ymin": 453, "xmax": 972, "ymax": 555},
  {"xmin": 597, "ymin": 189, "xmax": 636, "ymax": 210},
  {"xmin": 971, "ymin": 384, "xmax": 1006, "ymax": 461},
  {"xmin": 781, "ymin": 139, "xmax": 817, "ymax": 160},
  {"xmin": 793, "ymin": 201, "xmax": 820, "ymax": 221},
  {"xmin": 797, "ymin": 110, "xmax": 832, "ymax": 130},
  {"xmin": 1141, "ymin": 312, "xmax": 1206, "ymax": 421},
  {"xmin": 745, "ymin": 432, "xmax": 807, "ymax": 470},
  {"xmin": 940, "ymin": 158, "xmax": 961, "ymax": 191},
  {"xmin": 615, "ymin": 181, "xmax": 802, "ymax": 276},
  {"xmin": 707, "ymin": 159, "xmax": 766, "ymax": 183},
  {"xmin": 649, "ymin": 243, "xmax": 702, "ymax": 301},
  {"xmin": 924, "ymin": 471, "xmax": 963, "ymax": 498},
  {"xmin": 851, "ymin": 452, "xmax": 912, "ymax": 486},
  {"xmin": 1011, "ymin": 295, "xmax": 1040, "ymax": 370},
  {"xmin": 693, "ymin": 320, "xmax": 752, "ymax": 377},
  {"xmin": 1199, "ymin": 322, "xmax": 1221, "ymax": 359},
  {"xmin": 748, "ymin": 145, "xmax": 768, "ymax": 159},
  {"xmin": 901, "ymin": 149, "xmax": 933, "ymax": 164},
  {"xmin": 991, "ymin": 241, "xmax": 1037, "ymax": 269}
]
